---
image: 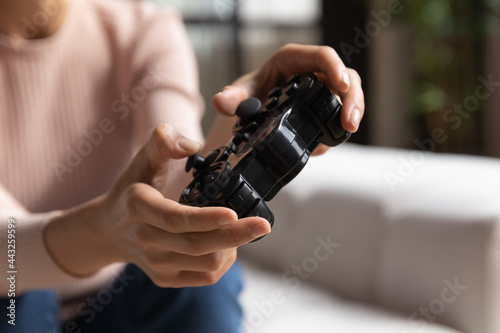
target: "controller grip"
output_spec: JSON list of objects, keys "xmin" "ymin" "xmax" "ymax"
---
[
  {"xmin": 225, "ymin": 175, "xmax": 274, "ymax": 227},
  {"xmin": 310, "ymin": 86, "xmax": 351, "ymax": 147}
]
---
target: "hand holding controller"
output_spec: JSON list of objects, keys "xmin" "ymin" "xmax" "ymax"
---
[{"xmin": 179, "ymin": 73, "xmax": 351, "ymax": 239}]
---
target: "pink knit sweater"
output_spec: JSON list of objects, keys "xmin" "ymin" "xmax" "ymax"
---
[{"xmin": 0, "ymin": 0, "xmax": 203, "ymax": 306}]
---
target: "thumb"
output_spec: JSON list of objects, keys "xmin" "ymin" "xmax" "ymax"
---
[
  {"xmin": 119, "ymin": 124, "xmax": 200, "ymax": 187},
  {"xmin": 212, "ymin": 85, "xmax": 250, "ymax": 116}
]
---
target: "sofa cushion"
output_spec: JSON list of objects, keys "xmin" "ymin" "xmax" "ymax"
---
[
  {"xmin": 239, "ymin": 143, "xmax": 500, "ymax": 333},
  {"xmin": 240, "ymin": 261, "xmax": 461, "ymax": 333}
]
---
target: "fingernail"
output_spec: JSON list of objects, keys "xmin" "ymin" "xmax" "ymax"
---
[
  {"xmin": 217, "ymin": 88, "xmax": 231, "ymax": 97},
  {"xmin": 250, "ymin": 221, "xmax": 270, "ymax": 238},
  {"xmin": 178, "ymin": 137, "xmax": 201, "ymax": 154},
  {"xmin": 342, "ymin": 71, "xmax": 350, "ymax": 88},
  {"xmin": 350, "ymin": 108, "xmax": 361, "ymax": 130}
]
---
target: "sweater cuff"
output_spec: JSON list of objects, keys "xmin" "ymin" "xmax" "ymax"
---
[
  {"xmin": 9, "ymin": 212, "xmax": 69, "ymax": 292},
  {"xmin": 6, "ymin": 211, "xmax": 113, "ymax": 294},
  {"xmin": 2, "ymin": 212, "xmax": 127, "ymax": 302}
]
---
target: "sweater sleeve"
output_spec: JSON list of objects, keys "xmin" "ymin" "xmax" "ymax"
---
[
  {"xmin": 0, "ymin": 184, "xmax": 125, "ymax": 296},
  {"xmin": 0, "ymin": 183, "xmax": 61, "ymax": 295},
  {"xmin": 0, "ymin": 2, "xmax": 204, "ymax": 297},
  {"xmin": 131, "ymin": 6, "xmax": 205, "ymax": 144},
  {"xmin": 128, "ymin": 6, "xmax": 206, "ymax": 200}
]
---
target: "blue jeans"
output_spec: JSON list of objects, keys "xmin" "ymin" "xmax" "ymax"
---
[
  {"xmin": 0, "ymin": 289, "xmax": 59, "ymax": 333},
  {"xmin": 1, "ymin": 263, "xmax": 243, "ymax": 333}
]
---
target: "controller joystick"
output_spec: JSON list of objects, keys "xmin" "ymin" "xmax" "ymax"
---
[
  {"xmin": 180, "ymin": 73, "xmax": 352, "ymax": 241},
  {"xmin": 235, "ymin": 97, "xmax": 262, "ymax": 121},
  {"xmin": 185, "ymin": 151, "xmax": 206, "ymax": 173}
]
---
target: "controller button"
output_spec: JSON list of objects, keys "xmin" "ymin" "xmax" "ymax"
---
[
  {"xmin": 236, "ymin": 97, "xmax": 262, "ymax": 121},
  {"xmin": 268, "ymin": 86, "xmax": 282, "ymax": 98},
  {"xmin": 233, "ymin": 131, "xmax": 252, "ymax": 145},
  {"xmin": 285, "ymin": 82, "xmax": 299, "ymax": 96},
  {"xmin": 221, "ymin": 147, "xmax": 231, "ymax": 160},
  {"xmin": 233, "ymin": 133, "xmax": 244, "ymax": 145},
  {"xmin": 265, "ymin": 96, "xmax": 279, "ymax": 110}
]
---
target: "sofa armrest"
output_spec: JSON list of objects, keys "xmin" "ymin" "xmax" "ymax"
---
[{"xmin": 238, "ymin": 144, "xmax": 500, "ymax": 333}]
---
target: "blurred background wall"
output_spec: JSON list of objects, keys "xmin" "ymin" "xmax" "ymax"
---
[{"xmin": 153, "ymin": 0, "xmax": 500, "ymax": 158}]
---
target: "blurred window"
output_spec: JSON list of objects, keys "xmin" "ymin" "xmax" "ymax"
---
[{"xmin": 152, "ymin": 0, "xmax": 322, "ymax": 131}]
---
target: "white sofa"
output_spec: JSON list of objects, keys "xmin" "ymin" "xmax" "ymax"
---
[{"xmin": 238, "ymin": 143, "xmax": 500, "ymax": 333}]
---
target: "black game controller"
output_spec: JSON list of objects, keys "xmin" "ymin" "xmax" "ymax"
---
[{"xmin": 179, "ymin": 73, "xmax": 351, "ymax": 238}]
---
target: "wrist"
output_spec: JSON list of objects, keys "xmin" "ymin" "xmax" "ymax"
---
[{"xmin": 43, "ymin": 194, "xmax": 121, "ymax": 277}]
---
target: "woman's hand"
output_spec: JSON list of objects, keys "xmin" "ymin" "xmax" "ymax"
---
[
  {"xmin": 211, "ymin": 43, "xmax": 365, "ymax": 155},
  {"xmin": 44, "ymin": 124, "xmax": 271, "ymax": 288}
]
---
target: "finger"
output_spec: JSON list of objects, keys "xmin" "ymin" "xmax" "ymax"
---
[
  {"xmin": 212, "ymin": 85, "xmax": 250, "ymax": 116},
  {"xmin": 311, "ymin": 144, "xmax": 330, "ymax": 157},
  {"xmin": 129, "ymin": 183, "xmax": 238, "ymax": 233},
  {"xmin": 270, "ymin": 43, "xmax": 350, "ymax": 94},
  {"xmin": 173, "ymin": 253, "xmax": 237, "ymax": 287},
  {"xmin": 213, "ymin": 44, "xmax": 353, "ymax": 117},
  {"xmin": 212, "ymin": 71, "xmax": 256, "ymax": 116},
  {"xmin": 156, "ymin": 251, "xmax": 237, "ymax": 288},
  {"xmin": 147, "ymin": 248, "xmax": 235, "ymax": 273},
  {"xmin": 120, "ymin": 124, "xmax": 201, "ymax": 186},
  {"xmin": 159, "ymin": 216, "xmax": 271, "ymax": 256},
  {"xmin": 338, "ymin": 69, "xmax": 365, "ymax": 133}
]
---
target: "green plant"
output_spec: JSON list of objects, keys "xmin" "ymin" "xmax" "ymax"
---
[{"xmin": 399, "ymin": 0, "xmax": 498, "ymax": 153}]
